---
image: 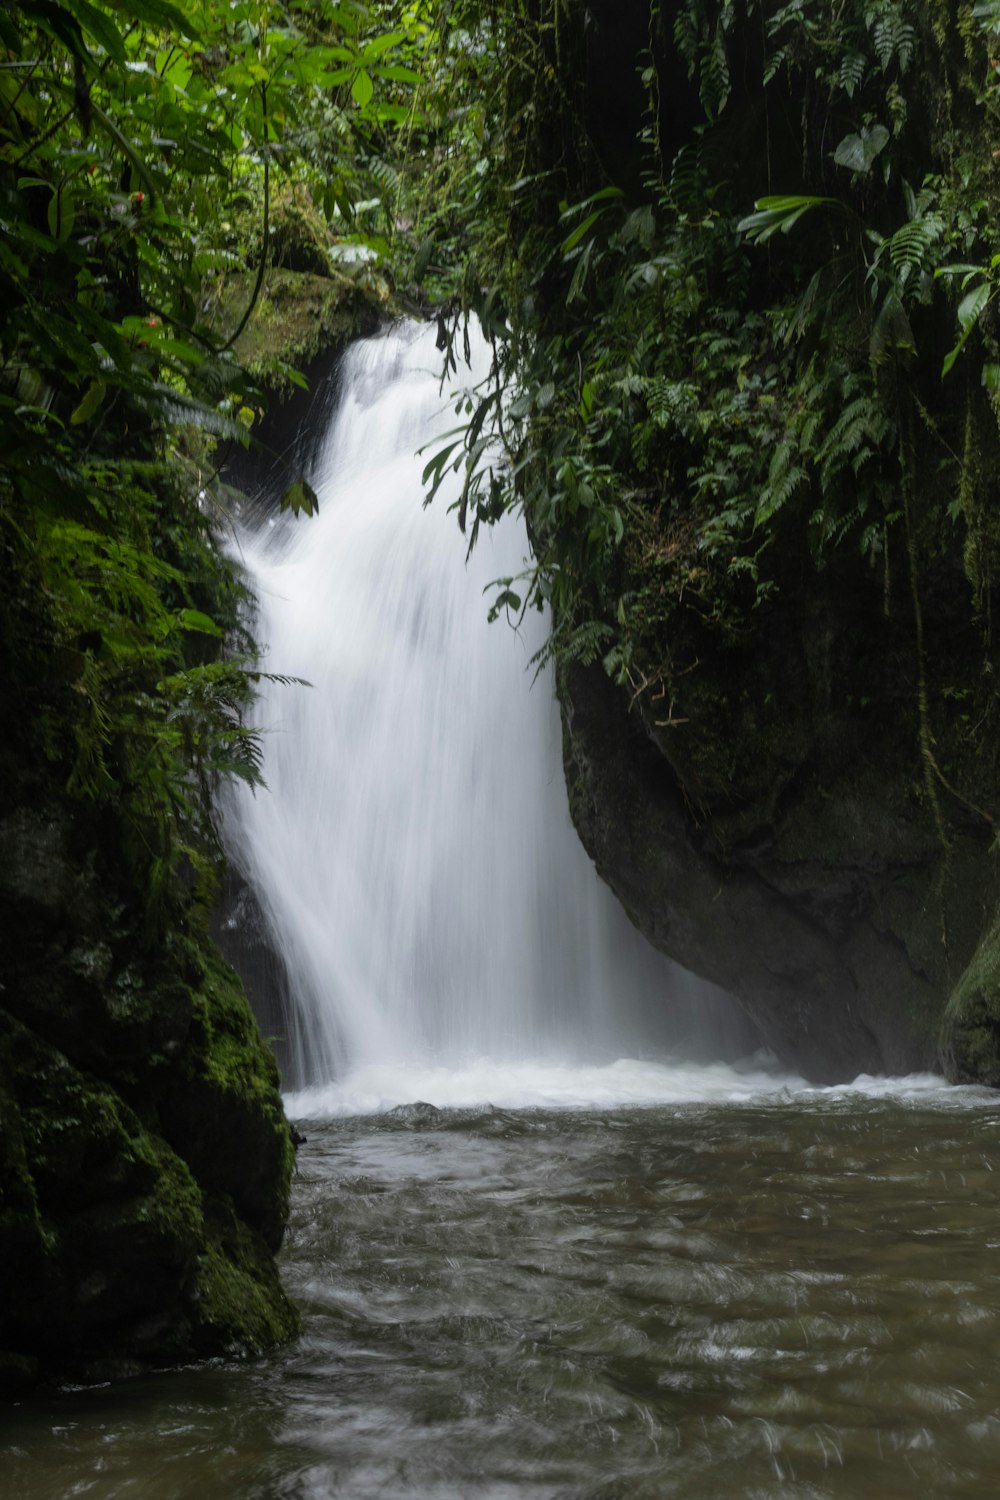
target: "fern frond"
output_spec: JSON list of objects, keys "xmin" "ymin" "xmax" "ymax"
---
[{"xmin": 840, "ymin": 50, "xmax": 867, "ymax": 97}]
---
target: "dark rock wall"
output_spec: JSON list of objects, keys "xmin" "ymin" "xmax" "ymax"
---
[
  {"xmin": 561, "ymin": 662, "xmax": 997, "ymax": 1083},
  {"xmin": 0, "ymin": 804, "xmax": 298, "ymax": 1392}
]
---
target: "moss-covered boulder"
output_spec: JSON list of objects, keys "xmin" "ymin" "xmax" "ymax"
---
[
  {"xmin": 208, "ymin": 265, "xmax": 390, "ymax": 395},
  {"xmin": 0, "ymin": 805, "xmax": 298, "ymax": 1392},
  {"xmin": 942, "ymin": 913, "xmax": 1000, "ymax": 1087}
]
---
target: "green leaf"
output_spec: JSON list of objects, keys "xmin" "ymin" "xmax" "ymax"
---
[
  {"xmin": 280, "ymin": 479, "xmax": 320, "ymax": 517},
  {"xmin": 62, "ymin": 0, "xmax": 126, "ymax": 60},
  {"xmin": 833, "ymin": 124, "xmax": 890, "ymax": 175},
  {"xmin": 351, "ymin": 69, "xmax": 374, "ymax": 108},
  {"xmin": 69, "ymin": 378, "xmax": 107, "ymax": 425},
  {"xmin": 958, "ymin": 283, "xmax": 991, "ymax": 332},
  {"xmin": 361, "ymin": 29, "xmax": 406, "ymax": 60},
  {"xmin": 47, "ymin": 189, "xmax": 76, "ymax": 242},
  {"xmin": 738, "ymin": 195, "xmax": 838, "ymax": 244},
  {"xmin": 870, "ymin": 291, "xmax": 915, "ymax": 366},
  {"xmin": 177, "ymin": 609, "xmax": 223, "ymax": 637},
  {"xmin": 942, "ymin": 285, "xmax": 992, "ymax": 376},
  {"xmin": 373, "ymin": 64, "xmax": 423, "ymax": 84},
  {"xmin": 561, "ymin": 210, "xmax": 608, "ymax": 255}
]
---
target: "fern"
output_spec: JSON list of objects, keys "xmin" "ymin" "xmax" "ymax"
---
[
  {"xmin": 818, "ymin": 396, "xmax": 872, "ymax": 487},
  {"xmin": 755, "ymin": 441, "xmax": 808, "ymax": 529},
  {"xmin": 763, "ymin": 45, "xmax": 787, "ymax": 87},
  {"xmin": 645, "ymin": 376, "xmax": 700, "ymax": 430},
  {"xmin": 701, "ymin": 28, "xmax": 732, "ymax": 120},
  {"xmin": 816, "ymin": 386, "xmax": 893, "ymax": 493},
  {"xmin": 672, "ymin": 3, "xmax": 703, "ymax": 72},
  {"xmin": 865, "ymin": 1, "xmax": 915, "ymax": 73},
  {"xmin": 888, "ymin": 214, "xmax": 944, "ymax": 276},
  {"xmin": 839, "ymin": 50, "xmax": 867, "ymax": 98},
  {"xmin": 673, "ymin": 1, "xmax": 734, "ymax": 120},
  {"xmin": 564, "ymin": 617, "xmax": 616, "ymax": 667}
]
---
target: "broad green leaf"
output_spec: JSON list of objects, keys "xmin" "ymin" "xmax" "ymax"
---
[
  {"xmin": 62, "ymin": 0, "xmax": 126, "ymax": 60},
  {"xmin": 870, "ymin": 291, "xmax": 915, "ymax": 366},
  {"xmin": 833, "ymin": 124, "xmax": 890, "ymax": 175},
  {"xmin": 47, "ymin": 189, "xmax": 76, "ymax": 242},
  {"xmin": 738, "ymin": 195, "xmax": 838, "ymax": 244},
  {"xmin": 70, "ymin": 379, "xmax": 107, "ymax": 425},
  {"xmin": 561, "ymin": 210, "xmax": 607, "ymax": 255},
  {"xmin": 943, "ymin": 285, "xmax": 992, "ymax": 375},
  {"xmin": 958, "ymin": 283, "xmax": 990, "ymax": 331},
  {"xmin": 373, "ymin": 65, "xmax": 423, "ymax": 84},
  {"xmin": 361, "ymin": 30, "xmax": 406, "ymax": 60},
  {"xmin": 351, "ymin": 69, "xmax": 374, "ymax": 108}
]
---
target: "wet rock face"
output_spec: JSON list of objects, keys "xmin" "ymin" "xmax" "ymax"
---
[
  {"xmin": 560, "ymin": 664, "xmax": 997, "ymax": 1085},
  {"xmin": 941, "ymin": 912, "xmax": 1000, "ymax": 1088},
  {"xmin": 213, "ymin": 876, "xmax": 297, "ymax": 1087},
  {"xmin": 0, "ymin": 805, "xmax": 298, "ymax": 1392}
]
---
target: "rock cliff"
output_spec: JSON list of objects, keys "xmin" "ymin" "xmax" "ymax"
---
[{"xmin": 0, "ymin": 804, "xmax": 298, "ymax": 1392}]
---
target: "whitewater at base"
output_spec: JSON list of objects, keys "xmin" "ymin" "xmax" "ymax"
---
[{"xmin": 284, "ymin": 1055, "xmax": 979, "ymax": 1119}]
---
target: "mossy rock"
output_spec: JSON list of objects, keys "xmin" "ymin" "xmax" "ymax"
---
[
  {"xmin": 207, "ymin": 265, "xmax": 390, "ymax": 395},
  {"xmin": 156, "ymin": 948, "xmax": 296, "ymax": 1252},
  {"xmin": 192, "ymin": 1197, "xmax": 299, "ymax": 1356},
  {"xmin": 0, "ymin": 1012, "xmax": 200, "ymax": 1359},
  {"xmin": 941, "ymin": 912, "xmax": 1000, "ymax": 1086},
  {"xmin": 0, "ymin": 1003, "xmax": 298, "ymax": 1383}
]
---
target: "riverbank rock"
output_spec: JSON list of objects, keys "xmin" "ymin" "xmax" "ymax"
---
[
  {"xmin": 560, "ymin": 583, "xmax": 1000, "ymax": 1085},
  {"xmin": 0, "ymin": 804, "xmax": 298, "ymax": 1393}
]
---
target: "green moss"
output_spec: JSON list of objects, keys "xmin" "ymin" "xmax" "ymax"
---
[
  {"xmin": 0, "ymin": 945, "xmax": 298, "ymax": 1382},
  {"xmin": 207, "ymin": 266, "xmax": 390, "ymax": 394},
  {"xmin": 941, "ymin": 910, "xmax": 1000, "ymax": 1085},
  {"xmin": 157, "ymin": 944, "xmax": 296, "ymax": 1252},
  {"xmin": 192, "ymin": 1199, "xmax": 299, "ymax": 1356}
]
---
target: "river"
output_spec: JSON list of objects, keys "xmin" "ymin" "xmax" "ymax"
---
[{"xmin": 5, "ymin": 1077, "xmax": 1000, "ymax": 1498}]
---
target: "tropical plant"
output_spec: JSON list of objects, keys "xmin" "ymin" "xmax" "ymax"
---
[{"xmin": 0, "ymin": 0, "xmax": 426, "ymax": 935}]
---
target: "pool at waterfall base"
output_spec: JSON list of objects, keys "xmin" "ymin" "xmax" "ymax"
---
[{"xmin": 6, "ymin": 1073, "xmax": 1000, "ymax": 1500}]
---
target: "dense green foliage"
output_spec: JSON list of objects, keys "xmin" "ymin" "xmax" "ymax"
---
[
  {"xmin": 7, "ymin": 0, "xmax": 1000, "ymax": 1382},
  {"xmin": 430, "ymin": 2, "xmax": 1000, "ymax": 680},
  {"xmin": 0, "ymin": 0, "xmax": 435, "ymax": 931}
]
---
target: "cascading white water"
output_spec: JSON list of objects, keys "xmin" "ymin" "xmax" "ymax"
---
[{"xmin": 224, "ymin": 321, "xmax": 767, "ymax": 1113}]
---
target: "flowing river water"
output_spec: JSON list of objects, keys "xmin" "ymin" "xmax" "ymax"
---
[
  {"xmin": 5, "ymin": 325, "xmax": 999, "ymax": 1496},
  {"xmin": 5, "ymin": 1081, "xmax": 1000, "ymax": 1498}
]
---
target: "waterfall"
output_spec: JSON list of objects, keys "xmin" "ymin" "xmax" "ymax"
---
[{"xmin": 223, "ymin": 321, "xmax": 762, "ymax": 1114}]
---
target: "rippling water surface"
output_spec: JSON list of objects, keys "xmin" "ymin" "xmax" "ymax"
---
[{"xmin": 6, "ymin": 1082, "xmax": 1000, "ymax": 1499}]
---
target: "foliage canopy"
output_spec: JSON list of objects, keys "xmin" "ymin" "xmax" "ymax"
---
[{"xmin": 0, "ymin": 0, "xmax": 430, "ymax": 933}]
